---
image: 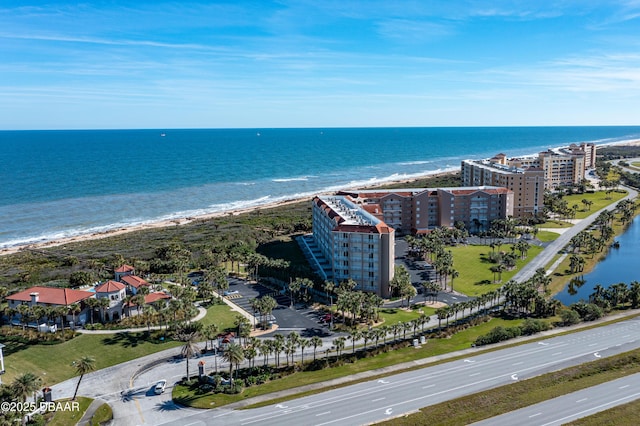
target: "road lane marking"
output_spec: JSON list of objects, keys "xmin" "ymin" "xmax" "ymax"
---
[
  {"xmin": 529, "ymin": 412, "xmax": 542, "ymax": 418},
  {"xmin": 576, "ymin": 398, "xmax": 587, "ymax": 403},
  {"xmin": 372, "ymin": 397, "xmax": 385, "ymax": 402},
  {"xmin": 512, "ymin": 362, "xmax": 523, "ymax": 366},
  {"xmin": 469, "ymin": 373, "xmax": 481, "ymax": 377},
  {"xmin": 316, "ymin": 411, "xmax": 331, "ymax": 416},
  {"xmin": 422, "ymin": 385, "xmax": 435, "ymax": 389},
  {"xmin": 619, "ymin": 385, "xmax": 630, "ymax": 389}
]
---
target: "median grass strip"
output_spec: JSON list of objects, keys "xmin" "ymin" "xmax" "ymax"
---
[
  {"xmin": 173, "ymin": 317, "xmax": 526, "ymax": 408},
  {"xmin": 382, "ymin": 348, "xmax": 640, "ymax": 426}
]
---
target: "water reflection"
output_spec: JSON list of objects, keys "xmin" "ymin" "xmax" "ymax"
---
[{"xmin": 555, "ymin": 215, "xmax": 639, "ymax": 306}]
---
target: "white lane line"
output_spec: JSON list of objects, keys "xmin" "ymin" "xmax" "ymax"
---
[
  {"xmin": 422, "ymin": 384, "xmax": 435, "ymax": 389},
  {"xmin": 512, "ymin": 362, "xmax": 523, "ymax": 366},
  {"xmin": 576, "ymin": 398, "xmax": 588, "ymax": 403},
  {"xmin": 529, "ymin": 413, "xmax": 542, "ymax": 418},
  {"xmin": 315, "ymin": 411, "xmax": 331, "ymax": 417},
  {"xmin": 469, "ymin": 373, "xmax": 481, "ymax": 377},
  {"xmin": 619, "ymin": 385, "xmax": 630, "ymax": 389},
  {"xmin": 552, "ymin": 352, "xmax": 562, "ymax": 356},
  {"xmin": 372, "ymin": 397, "xmax": 385, "ymax": 402}
]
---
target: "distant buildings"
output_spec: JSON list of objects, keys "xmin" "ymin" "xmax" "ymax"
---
[{"xmin": 461, "ymin": 143, "xmax": 596, "ymax": 218}]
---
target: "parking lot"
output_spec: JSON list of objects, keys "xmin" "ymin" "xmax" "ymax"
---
[{"xmin": 224, "ymin": 277, "xmax": 334, "ymax": 337}]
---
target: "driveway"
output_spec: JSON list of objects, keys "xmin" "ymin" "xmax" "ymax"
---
[{"xmin": 224, "ymin": 278, "xmax": 334, "ymax": 338}]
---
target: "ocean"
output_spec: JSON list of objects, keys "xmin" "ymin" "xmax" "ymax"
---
[{"xmin": 2, "ymin": 126, "xmax": 640, "ymax": 249}]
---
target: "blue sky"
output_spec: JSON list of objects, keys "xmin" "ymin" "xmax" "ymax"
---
[{"xmin": 1, "ymin": 1, "xmax": 640, "ymax": 129}]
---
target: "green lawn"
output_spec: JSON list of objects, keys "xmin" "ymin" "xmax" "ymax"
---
[
  {"xmin": 198, "ymin": 302, "xmax": 243, "ymax": 331},
  {"xmin": 563, "ymin": 190, "xmax": 627, "ymax": 219},
  {"xmin": 2, "ymin": 332, "xmax": 181, "ymax": 385},
  {"xmin": 448, "ymin": 244, "xmax": 544, "ymax": 297},
  {"xmin": 376, "ymin": 306, "xmax": 436, "ymax": 325},
  {"xmin": 535, "ymin": 230, "xmax": 561, "ymax": 242},
  {"xmin": 46, "ymin": 396, "xmax": 92, "ymax": 426},
  {"xmin": 538, "ymin": 220, "xmax": 573, "ymax": 228}
]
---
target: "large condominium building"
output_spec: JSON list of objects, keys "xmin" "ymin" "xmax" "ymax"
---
[
  {"xmin": 461, "ymin": 160, "xmax": 545, "ymax": 218},
  {"xmin": 304, "ymin": 186, "xmax": 513, "ymax": 296},
  {"xmin": 309, "ymin": 195, "xmax": 395, "ymax": 297},
  {"xmin": 337, "ymin": 186, "xmax": 513, "ymax": 234}
]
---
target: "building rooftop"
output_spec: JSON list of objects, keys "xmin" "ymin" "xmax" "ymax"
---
[{"xmin": 6, "ymin": 286, "xmax": 94, "ymax": 306}]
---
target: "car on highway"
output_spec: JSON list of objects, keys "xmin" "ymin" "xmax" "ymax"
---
[{"xmin": 154, "ymin": 379, "xmax": 167, "ymax": 394}]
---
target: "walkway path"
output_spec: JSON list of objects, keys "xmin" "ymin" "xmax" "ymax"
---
[
  {"xmin": 76, "ymin": 304, "xmax": 207, "ymax": 334},
  {"xmin": 512, "ymin": 185, "xmax": 638, "ymax": 283}
]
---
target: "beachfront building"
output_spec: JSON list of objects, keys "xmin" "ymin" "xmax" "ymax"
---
[
  {"xmin": 114, "ymin": 264, "xmax": 135, "ymax": 281},
  {"xmin": 5, "ymin": 286, "xmax": 95, "ymax": 326},
  {"xmin": 338, "ymin": 186, "xmax": 514, "ymax": 234},
  {"xmin": 461, "ymin": 160, "xmax": 545, "ymax": 218},
  {"xmin": 95, "ymin": 280, "xmax": 127, "ymax": 321},
  {"xmin": 303, "ymin": 186, "xmax": 513, "ymax": 297},
  {"xmin": 465, "ymin": 143, "xmax": 596, "ymax": 192},
  {"xmin": 120, "ymin": 274, "xmax": 150, "ymax": 295},
  {"xmin": 307, "ymin": 195, "xmax": 395, "ymax": 298}
]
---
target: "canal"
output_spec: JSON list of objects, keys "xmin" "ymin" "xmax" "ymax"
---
[{"xmin": 555, "ymin": 215, "xmax": 640, "ymax": 306}]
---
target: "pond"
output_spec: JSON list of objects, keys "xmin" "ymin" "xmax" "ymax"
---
[{"xmin": 555, "ymin": 215, "xmax": 640, "ymax": 306}]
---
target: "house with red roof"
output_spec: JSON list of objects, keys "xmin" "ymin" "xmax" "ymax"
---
[
  {"xmin": 114, "ymin": 264, "xmax": 135, "ymax": 281},
  {"xmin": 120, "ymin": 275, "xmax": 150, "ymax": 295},
  {"xmin": 95, "ymin": 280, "xmax": 127, "ymax": 321},
  {"xmin": 5, "ymin": 286, "xmax": 95, "ymax": 326}
]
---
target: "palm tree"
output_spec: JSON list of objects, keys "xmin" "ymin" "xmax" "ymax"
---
[
  {"xmin": 260, "ymin": 340, "xmax": 274, "ymax": 367},
  {"xmin": 11, "ymin": 371, "xmax": 42, "ymax": 402},
  {"xmin": 299, "ymin": 338, "xmax": 310, "ymax": 364},
  {"xmin": 273, "ymin": 334, "xmax": 285, "ymax": 367},
  {"xmin": 72, "ymin": 356, "xmax": 96, "ymax": 400},
  {"xmin": 310, "ymin": 336, "xmax": 322, "ymax": 361},
  {"xmin": 11, "ymin": 372, "xmax": 42, "ymax": 426},
  {"xmin": 223, "ymin": 342, "xmax": 245, "ymax": 381},
  {"xmin": 333, "ymin": 336, "xmax": 346, "ymax": 357},
  {"xmin": 349, "ymin": 329, "xmax": 362, "ymax": 354},
  {"xmin": 178, "ymin": 331, "xmax": 201, "ymax": 380},
  {"xmin": 203, "ymin": 323, "xmax": 219, "ymax": 352}
]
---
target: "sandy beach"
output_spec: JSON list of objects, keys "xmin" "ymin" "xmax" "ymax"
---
[
  {"xmin": 2, "ymin": 139, "xmax": 638, "ymax": 258},
  {"xmin": 0, "ymin": 169, "xmax": 460, "ymax": 257}
]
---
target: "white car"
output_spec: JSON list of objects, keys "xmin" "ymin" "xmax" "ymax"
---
[
  {"xmin": 223, "ymin": 290, "xmax": 239, "ymax": 296},
  {"xmin": 154, "ymin": 379, "xmax": 167, "ymax": 394}
]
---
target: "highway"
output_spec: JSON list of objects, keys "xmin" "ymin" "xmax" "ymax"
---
[
  {"xmin": 161, "ymin": 316, "xmax": 640, "ymax": 426},
  {"xmin": 472, "ymin": 373, "xmax": 640, "ymax": 426}
]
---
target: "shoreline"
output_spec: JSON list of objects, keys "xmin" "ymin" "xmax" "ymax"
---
[
  {"xmin": 2, "ymin": 138, "xmax": 639, "ymax": 258},
  {"xmin": 0, "ymin": 169, "xmax": 459, "ymax": 257}
]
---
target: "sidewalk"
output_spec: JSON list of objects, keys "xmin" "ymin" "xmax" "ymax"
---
[{"xmin": 77, "ymin": 304, "xmax": 207, "ymax": 334}]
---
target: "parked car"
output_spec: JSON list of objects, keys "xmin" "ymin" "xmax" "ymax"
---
[
  {"xmin": 320, "ymin": 313, "xmax": 333, "ymax": 323},
  {"xmin": 223, "ymin": 290, "xmax": 239, "ymax": 296},
  {"xmin": 154, "ymin": 379, "xmax": 167, "ymax": 394}
]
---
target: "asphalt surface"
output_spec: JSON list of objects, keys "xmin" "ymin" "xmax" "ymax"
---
[
  {"xmin": 159, "ymin": 315, "xmax": 640, "ymax": 426},
  {"xmin": 471, "ymin": 373, "xmax": 640, "ymax": 426}
]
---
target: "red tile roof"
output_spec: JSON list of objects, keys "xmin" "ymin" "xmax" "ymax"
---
[
  {"xmin": 6, "ymin": 286, "xmax": 94, "ymax": 306},
  {"xmin": 115, "ymin": 264, "xmax": 135, "ymax": 273},
  {"xmin": 144, "ymin": 292, "xmax": 171, "ymax": 304},
  {"xmin": 121, "ymin": 275, "xmax": 149, "ymax": 289},
  {"xmin": 95, "ymin": 280, "xmax": 126, "ymax": 293}
]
